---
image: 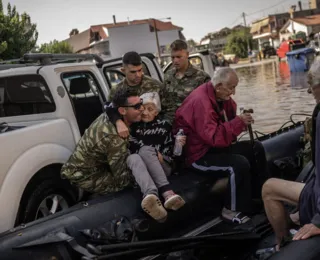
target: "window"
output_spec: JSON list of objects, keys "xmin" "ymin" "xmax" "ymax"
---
[
  {"xmin": 105, "ymin": 70, "xmax": 125, "ymax": 88},
  {"xmin": 163, "ymin": 56, "xmax": 204, "ymax": 74},
  {"xmin": 62, "ymin": 72, "xmax": 103, "ymax": 98},
  {"xmin": 189, "ymin": 56, "xmax": 204, "ymax": 71},
  {"xmin": 0, "ymin": 75, "xmax": 55, "ymax": 118},
  {"xmin": 270, "ymin": 22, "xmax": 276, "ymax": 29},
  {"xmin": 103, "ymin": 62, "xmax": 151, "ymax": 86},
  {"xmin": 61, "ymin": 71, "xmax": 104, "ymax": 135}
]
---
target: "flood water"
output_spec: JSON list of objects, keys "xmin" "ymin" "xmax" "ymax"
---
[{"xmin": 233, "ymin": 61, "xmax": 315, "ymax": 136}]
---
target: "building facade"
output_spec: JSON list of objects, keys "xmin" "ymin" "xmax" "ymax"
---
[
  {"xmin": 250, "ymin": 2, "xmax": 320, "ymax": 50},
  {"xmin": 64, "ymin": 18, "xmax": 184, "ymax": 59}
]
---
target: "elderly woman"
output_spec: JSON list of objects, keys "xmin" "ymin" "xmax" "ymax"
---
[
  {"xmin": 261, "ymin": 59, "xmax": 320, "ymax": 252},
  {"xmin": 126, "ymin": 92, "xmax": 185, "ymax": 222}
]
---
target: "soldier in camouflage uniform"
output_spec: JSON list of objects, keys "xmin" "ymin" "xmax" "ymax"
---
[
  {"xmin": 61, "ymin": 87, "xmax": 143, "ymax": 195},
  {"xmin": 108, "ymin": 51, "xmax": 166, "ymax": 138},
  {"xmin": 61, "ymin": 87, "xmax": 172, "ymax": 222},
  {"xmin": 162, "ymin": 40, "xmax": 211, "ymax": 123},
  {"xmin": 109, "ymin": 51, "xmax": 164, "ymax": 101}
]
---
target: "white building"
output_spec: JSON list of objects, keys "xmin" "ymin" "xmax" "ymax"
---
[
  {"xmin": 65, "ymin": 18, "xmax": 185, "ymax": 58},
  {"xmin": 279, "ymin": 14, "xmax": 320, "ymax": 41}
]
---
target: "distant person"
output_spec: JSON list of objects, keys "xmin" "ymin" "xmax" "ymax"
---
[{"xmin": 163, "ymin": 39, "xmax": 211, "ymax": 123}]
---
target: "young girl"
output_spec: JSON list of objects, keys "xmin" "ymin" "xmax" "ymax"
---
[{"xmin": 127, "ymin": 92, "xmax": 186, "ymax": 221}]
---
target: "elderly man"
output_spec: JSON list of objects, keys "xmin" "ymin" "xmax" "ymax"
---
[
  {"xmin": 261, "ymin": 60, "xmax": 320, "ymax": 251},
  {"xmin": 174, "ymin": 67, "xmax": 260, "ymax": 224}
]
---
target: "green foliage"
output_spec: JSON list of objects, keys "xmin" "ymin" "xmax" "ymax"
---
[
  {"xmin": 224, "ymin": 28, "xmax": 252, "ymax": 58},
  {"xmin": 187, "ymin": 38, "xmax": 198, "ymax": 52},
  {"xmin": 39, "ymin": 40, "xmax": 74, "ymax": 54},
  {"xmin": 293, "ymin": 31, "xmax": 307, "ymax": 42},
  {"xmin": 0, "ymin": 0, "xmax": 38, "ymax": 60}
]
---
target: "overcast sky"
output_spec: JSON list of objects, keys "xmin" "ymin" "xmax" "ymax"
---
[{"xmin": 3, "ymin": 0, "xmax": 311, "ymax": 45}]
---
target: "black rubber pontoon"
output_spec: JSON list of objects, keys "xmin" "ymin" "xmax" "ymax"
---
[{"xmin": 0, "ymin": 124, "xmax": 306, "ymax": 260}]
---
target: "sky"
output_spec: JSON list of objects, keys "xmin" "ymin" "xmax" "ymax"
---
[{"xmin": 3, "ymin": 0, "xmax": 312, "ymax": 45}]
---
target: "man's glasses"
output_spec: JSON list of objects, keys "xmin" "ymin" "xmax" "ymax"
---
[{"xmin": 121, "ymin": 100, "xmax": 144, "ymax": 110}]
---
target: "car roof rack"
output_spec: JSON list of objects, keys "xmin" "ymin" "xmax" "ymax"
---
[
  {"xmin": 0, "ymin": 53, "xmax": 104, "ymax": 66},
  {"xmin": 23, "ymin": 53, "xmax": 105, "ymax": 64}
]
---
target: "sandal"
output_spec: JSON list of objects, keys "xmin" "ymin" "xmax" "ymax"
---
[
  {"xmin": 141, "ymin": 194, "xmax": 167, "ymax": 223},
  {"xmin": 164, "ymin": 194, "xmax": 185, "ymax": 211},
  {"xmin": 221, "ymin": 212, "xmax": 251, "ymax": 225}
]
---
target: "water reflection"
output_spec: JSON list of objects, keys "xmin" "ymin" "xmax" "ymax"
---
[{"xmin": 234, "ymin": 61, "xmax": 314, "ymax": 134}]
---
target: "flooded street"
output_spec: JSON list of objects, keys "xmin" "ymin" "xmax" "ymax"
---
[{"xmin": 233, "ymin": 61, "xmax": 315, "ymax": 135}]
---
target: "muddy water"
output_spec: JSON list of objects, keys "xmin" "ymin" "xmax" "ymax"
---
[{"xmin": 233, "ymin": 61, "xmax": 315, "ymax": 135}]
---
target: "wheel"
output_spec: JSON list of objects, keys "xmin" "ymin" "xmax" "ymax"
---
[{"xmin": 16, "ymin": 173, "xmax": 77, "ymax": 225}]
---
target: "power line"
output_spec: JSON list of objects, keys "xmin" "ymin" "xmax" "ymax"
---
[
  {"xmin": 246, "ymin": 0, "xmax": 292, "ymax": 16},
  {"xmin": 228, "ymin": 15, "xmax": 243, "ymax": 27}
]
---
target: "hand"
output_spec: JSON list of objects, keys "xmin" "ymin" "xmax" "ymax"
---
[
  {"xmin": 116, "ymin": 120, "xmax": 129, "ymax": 139},
  {"xmin": 178, "ymin": 136, "xmax": 187, "ymax": 146},
  {"xmin": 157, "ymin": 152, "xmax": 164, "ymax": 164},
  {"xmin": 239, "ymin": 113, "xmax": 254, "ymax": 126},
  {"xmin": 293, "ymin": 223, "xmax": 320, "ymax": 240}
]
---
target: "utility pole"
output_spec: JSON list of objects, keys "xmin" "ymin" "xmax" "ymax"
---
[
  {"xmin": 242, "ymin": 12, "xmax": 250, "ymax": 52},
  {"xmin": 242, "ymin": 12, "xmax": 247, "ymax": 27},
  {"xmin": 153, "ymin": 19, "xmax": 162, "ymax": 62}
]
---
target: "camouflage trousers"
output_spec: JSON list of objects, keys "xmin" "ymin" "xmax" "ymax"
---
[{"xmin": 65, "ymin": 169, "xmax": 134, "ymax": 195}]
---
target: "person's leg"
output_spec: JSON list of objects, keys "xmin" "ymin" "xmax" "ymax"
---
[
  {"xmin": 127, "ymin": 153, "xmax": 158, "ymax": 197},
  {"xmin": 138, "ymin": 146, "xmax": 185, "ymax": 211},
  {"xmin": 262, "ymin": 178, "xmax": 305, "ymax": 248},
  {"xmin": 192, "ymin": 152, "xmax": 252, "ymax": 224},
  {"xmin": 126, "ymin": 154, "xmax": 167, "ymax": 221},
  {"xmin": 160, "ymin": 156, "xmax": 173, "ymax": 177},
  {"xmin": 138, "ymin": 146, "xmax": 170, "ymax": 190}
]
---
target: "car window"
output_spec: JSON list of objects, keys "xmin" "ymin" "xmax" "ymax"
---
[
  {"xmin": 103, "ymin": 63, "xmax": 151, "ymax": 84},
  {"xmin": 105, "ymin": 70, "xmax": 125, "ymax": 88},
  {"xmin": 189, "ymin": 56, "xmax": 204, "ymax": 70},
  {"xmin": 62, "ymin": 72, "xmax": 101, "ymax": 99},
  {"xmin": 0, "ymin": 75, "xmax": 56, "ymax": 118}
]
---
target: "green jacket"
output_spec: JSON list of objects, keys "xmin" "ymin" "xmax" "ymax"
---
[
  {"xmin": 61, "ymin": 113, "xmax": 132, "ymax": 194},
  {"xmin": 109, "ymin": 75, "xmax": 165, "ymax": 100},
  {"xmin": 162, "ymin": 64, "xmax": 211, "ymax": 123}
]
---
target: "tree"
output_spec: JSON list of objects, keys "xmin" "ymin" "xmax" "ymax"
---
[
  {"xmin": 187, "ymin": 38, "xmax": 198, "ymax": 52},
  {"xmin": 224, "ymin": 28, "xmax": 252, "ymax": 58},
  {"xmin": 0, "ymin": 0, "xmax": 38, "ymax": 60},
  {"xmin": 39, "ymin": 40, "xmax": 74, "ymax": 54}
]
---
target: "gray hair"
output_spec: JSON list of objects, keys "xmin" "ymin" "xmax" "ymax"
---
[
  {"xmin": 211, "ymin": 67, "xmax": 237, "ymax": 87},
  {"xmin": 140, "ymin": 92, "xmax": 161, "ymax": 112},
  {"xmin": 308, "ymin": 59, "xmax": 320, "ymax": 86}
]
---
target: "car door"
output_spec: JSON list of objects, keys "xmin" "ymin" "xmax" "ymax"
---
[
  {"xmin": 99, "ymin": 53, "xmax": 164, "ymax": 100},
  {"xmin": 163, "ymin": 53, "xmax": 215, "ymax": 76}
]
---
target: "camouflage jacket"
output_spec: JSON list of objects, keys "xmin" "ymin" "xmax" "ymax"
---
[
  {"xmin": 109, "ymin": 75, "xmax": 165, "ymax": 100},
  {"xmin": 61, "ymin": 113, "xmax": 132, "ymax": 194},
  {"xmin": 163, "ymin": 64, "xmax": 211, "ymax": 123}
]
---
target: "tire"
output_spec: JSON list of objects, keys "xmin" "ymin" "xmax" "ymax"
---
[{"xmin": 17, "ymin": 175, "xmax": 77, "ymax": 225}]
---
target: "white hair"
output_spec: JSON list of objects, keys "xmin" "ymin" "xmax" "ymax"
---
[
  {"xmin": 140, "ymin": 92, "xmax": 161, "ymax": 112},
  {"xmin": 211, "ymin": 67, "xmax": 237, "ymax": 87},
  {"xmin": 308, "ymin": 59, "xmax": 320, "ymax": 86}
]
